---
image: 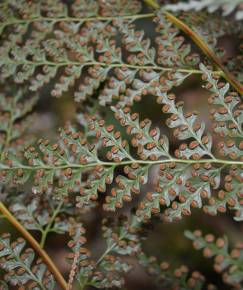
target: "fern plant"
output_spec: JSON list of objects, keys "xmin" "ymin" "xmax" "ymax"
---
[
  {"xmin": 164, "ymin": 0, "xmax": 243, "ymax": 20},
  {"xmin": 0, "ymin": 0, "xmax": 242, "ymax": 289}
]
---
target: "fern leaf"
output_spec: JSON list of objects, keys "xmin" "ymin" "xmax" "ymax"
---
[
  {"xmin": 0, "ymin": 233, "xmax": 55, "ymax": 289},
  {"xmin": 201, "ymin": 64, "xmax": 243, "ymax": 138},
  {"xmin": 204, "ymin": 166, "xmax": 243, "ymax": 221},
  {"xmin": 104, "ymin": 164, "xmax": 150, "ymax": 211},
  {"xmin": 9, "ymin": 195, "xmax": 71, "ymax": 236},
  {"xmin": 0, "ymin": 92, "xmax": 37, "ymax": 156},
  {"xmin": 67, "ymin": 217, "xmax": 141, "ymax": 289},
  {"xmin": 156, "ymin": 88, "xmax": 214, "ymax": 160},
  {"xmin": 138, "ymin": 250, "xmax": 212, "ymax": 289},
  {"xmin": 136, "ymin": 163, "xmax": 189, "ymax": 220},
  {"xmin": 77, "ymin": 165, "xmax": 115, "ymax": 209},
  {"xmin": 155, "ymin": 13, "xmax": 200, "ymax": 67},
  {"xmin": 185, "ymin": 230, "xmax": 243, "ymax": 287},
  {"xmin": 112, "ymin": 106, "xmax": 170, "ymax": 159},
  {"xmin": 67, "ymin": 224, "xmax": 91, "ymax": 290},
  {"xmin": 0, "ymin": 1, "xmax": 209, "ymax": 103}
]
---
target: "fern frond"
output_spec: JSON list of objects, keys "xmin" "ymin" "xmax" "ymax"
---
[
  {"xmin": 185, "ymin": 230, "xmax": 243, "ymax": 287},
  {"xmin": 9, "ymin": 196, "xmax": 72, "ymax": 247},
  {"xmin": 164, "ymin": 0, "xmax": 243, "ymax": 20},
  {"xmin": 0, "ymin": 3, "xmax": 242, "ymax": 288},
  {"xmin": 67, "ymin": 223, "xmax": 90, "ymax": 290},
  {"xmin": 155, "ymin": 13, "xmax": 200, "ymax": 68},
  {"xmin": 0, "ymin": 92, "xmax": 38, "ymax": 158},
  {"xmin": 112, "ymin": 106, "xmax": 170, "ymax": 159},
  {"xmin": 0, "ymin": 0, "xmax": 223, "ymax": 104},
  {"xmin": 204, "ymin": 166, "xmax": 243, "ymax": 221},
  {"xmin": 201, "ymin": 64, "xmax": 242, "ymax": 137},
  {"xmin": 0, "ymin": 78, "xmax": 242, "ymax": 222},
  {"xmin": 0, "ymin": 65, "xmax": 242, "ymax": 222},
  {"xmin": 156, "ymin": 90, "xmax": 214, "ymax": 160},
  {"xmin": 67, "ymin": 217, "xmax": 141, "ymax": 289},
  {"xmin": 0, "ymin": 233, "xmax": 55, "ymax": 289},
  {"xmin": 136, "ymin": 162, "xmax": 224, "ymax": 222},
  {"xmin": 10, "ymin": 199, "xmax": 46, "ymax": 232},
  {"xmin": 137, "ymin": 250, "xmax": 215, "ymax": 289}
]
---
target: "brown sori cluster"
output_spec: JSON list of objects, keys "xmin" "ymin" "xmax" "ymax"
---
[
  {"xmin": 104, "ymin": 163, "xmax": 146, "ymax": 211},
  {"xmin": 0, "ymin": 233, "xmax": 54, "ymax": 289},
  {"xmin": 209, "ymin": 92, "xmax": 242, "ymax": 136},
  {"xmin": 113, "ymin": 106, "xmax": 169, "ymax": 160},
  {"xmin": 154, "ymin": 14, "xmax": 199, "ymax": 67},
  {"xmin": 157, "ymin": 91, "xmax": 212, "ymax": 160},
  {"xmin": 89, "ymin": 117, "xmax": 129, "ymax": 162},
  {"xmin": 138, "ymin": 250, "xmax": 216, "ymax": 290},
  {"xmin": 135, "ymin": 158, "xmax": 242, "ymax": 222},
  {"xmin": 218, "ymin": 139, "xmax": 243, "ymax": 161},
  {"xmin": 201, "ymin": 67, "xmax": 243, "ymax": 163},
  {"xmin": 204, "ymin": 165, "xmax": 243, "ymax": 219},
  {"xmin": 188, "ymin": 230, "xmax": 243, "ymax": 288},
  {"xmin": 0, "ymin": 94, "xmax": 37, "ymax": 155}
]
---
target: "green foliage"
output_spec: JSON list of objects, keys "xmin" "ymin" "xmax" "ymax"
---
[
  {"xmin": 0, "ymin": 0, "xmax": 242, "ymax": 289},
  {"xmin": 2, "ymin": 65, "xmax": 241, "ymax": 223},
  {"xmin": 0, "ymin": 0, "xmax": 202, "ymax": 104}
]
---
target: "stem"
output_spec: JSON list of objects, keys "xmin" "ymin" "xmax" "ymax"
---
[
  {"xmin": 143, "ymin": 0, "xmax": 160, "ymax": 9},
  {"xmin": 0, "ymin": 59, "xmax": 222, "ymax": 76},
  {"xmin": 0, "ymin": 202, "xmax": 68, "ymax": 290},
  {"xmin": 40, "ymin": 200, "xmax": 64, "ymax": 248},
  {"xmin": 0, "ymin": 13, "xmax": 155, "ymax": 30},
  {"xmin": 95, "ymin": 242, "xmax": 117, "ymax": 266},
  {"xmin": 1, "ymin": 157, "xmax": 243, "ymax": 173}
]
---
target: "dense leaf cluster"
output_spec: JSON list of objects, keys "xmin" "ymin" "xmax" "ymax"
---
[{"xmin": 0, "ymin": 0, "xmax": 242, "ymax": 289}]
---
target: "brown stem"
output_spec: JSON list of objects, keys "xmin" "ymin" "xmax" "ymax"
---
[
  {"xmin": 143, "ymin": 0, "xmax": 159, "ymax": 9},
  {"xmin": 164, "ymin": 11, "xmax": 243, "ymax": 95},
  {"xmin": 0, "ymin": 201, "xmax": 68, "ymax": 290}
]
